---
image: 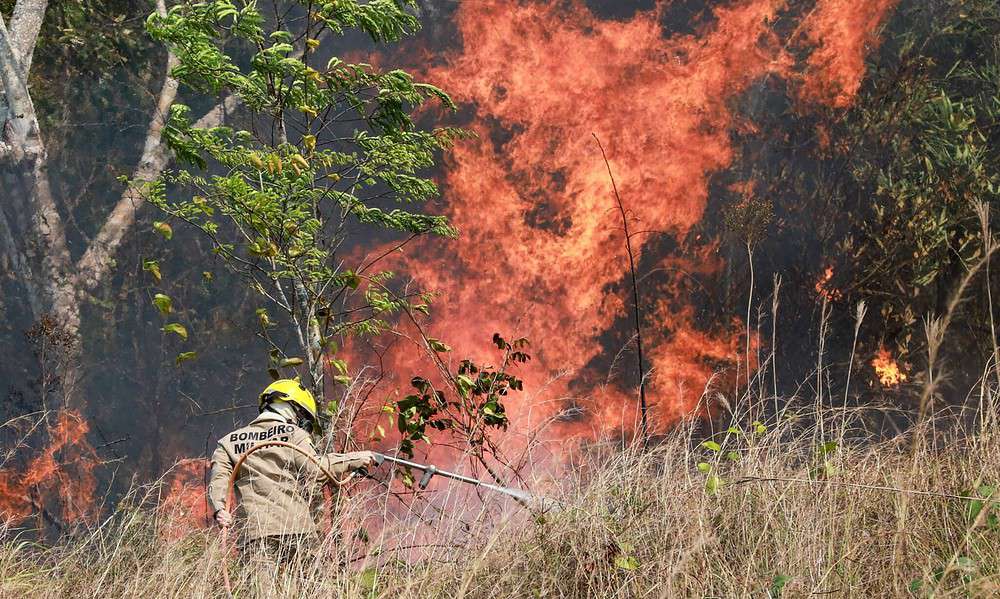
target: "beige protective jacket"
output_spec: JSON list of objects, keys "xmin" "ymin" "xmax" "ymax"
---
[{"xmin": 208, "ymin": 412, "xmax": 368, "ymax": 540}]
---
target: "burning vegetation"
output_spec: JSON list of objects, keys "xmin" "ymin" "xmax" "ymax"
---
[
  {"xmin": 373, "ymin": 0, "xmax": 900, "ymax": 438},
  {"xmin": 0, "ymin": 411, "xmax": 99, "ymax": 528},
  {"xmin": 0, "ymin": 0, "xmax": 907, "ymax": 532},
  {"xmin": 5, "ymin": 9, "xmax": 1000, "ymax": 598},
  {"xmin": 872, "ymin": 347, "xmax": 907, "ymax": 388}
]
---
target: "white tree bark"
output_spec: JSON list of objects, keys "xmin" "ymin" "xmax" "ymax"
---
[
  {"xmin": 1, "ymin": 8, "xmax": 77, "ymax": 335},
  {"xmin": 0, "ymin": 0, "xmax": 237, "ymax": 400},
  {"xmin": 8, "ymin": 0, "xmax": 47, "ymax": 75}
]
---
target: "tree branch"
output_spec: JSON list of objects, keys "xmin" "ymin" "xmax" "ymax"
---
[
  {"xmin": 75, "ymin": 22, "xmax": 325, "ymax": 291},
  {"xmin": 75, "ymin": 0, "xmax": 179, "ymax": 291},
  {"xmin": 8, "ymin": 0, "xmax": 48, "ymax": 76},
  {"xmin": 0, "ymin": 11, "xmax": 38, "ymax": 156}
]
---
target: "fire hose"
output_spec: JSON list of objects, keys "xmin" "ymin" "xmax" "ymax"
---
[{"xmin": 219, "ymin": 442, "xmax": 542, "ymax": 595}]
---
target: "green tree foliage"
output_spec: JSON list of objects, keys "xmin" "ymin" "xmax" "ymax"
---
[
  {"xmin": 835, "ymin": 0, "xmax": 1000, "ymax": 351},
  {"xmin": 140, "ymin": 0, "xmax": 464, "ymax": 417},
  {"xmin": 729, "ymin": 0, "xmax": 1000, "ymax": 382}
]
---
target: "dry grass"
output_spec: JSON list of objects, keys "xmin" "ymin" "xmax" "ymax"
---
[
  {"xmin": 6, "ymin": 239, "xmax": 1000, "ymax": 598},
  {"xmin": 3, "ymin": 395, "xmax": 1000, "ymax": 598}
]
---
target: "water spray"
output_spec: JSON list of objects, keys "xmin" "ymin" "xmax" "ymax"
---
[
  {"xmin": 220, "ymin": 442, "xmax": 552, "ymax": 596},
  {"xmin": 371, "ymin": 452, "xmax": 540, "ymax": 505}
]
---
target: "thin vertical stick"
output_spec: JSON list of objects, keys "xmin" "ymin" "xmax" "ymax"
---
[
  {"xmin": 594, "ymin": 133, "xmax": 648, "ymax": 446},
  {"xmin": 975, "ymin": 202, "xmax": 1000, "ymax": 393},
  {"xmin": 843, "ymin": 300, "xmax": 867, "ymax": 410},
  {"xmin": 816, "ymin": 296, "xmax": 831, "ymax": 441},
  {"xmin": 745, "ymin": 242, "xmax": 755, "ymax": 406},
  {"xmin": 771, "ymin": 274, "xmax": 781, "ymax": 416},
  {"xmin": 841, "ymin": 300, "xmax": 866, "ymax": 446}
]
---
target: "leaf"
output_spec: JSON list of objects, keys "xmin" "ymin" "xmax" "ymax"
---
[
  {"xmin": 152, "ymin": 293, "xmax": 172, "ymax": 315},
  {"xmin": 161, "ymin": 323, "xmax": 188, "ymax": 340},
  {"xmin": 455, "ymin": 374, "xmax": 475, "ymax": 397},
  {"xmin": 819, "ymin": 441, "xmax": 838, "ymax": 456},
  {"xmin": 965, "ymin": 484, "xmax": 999, "ymax": 529},
  {"xmin": 303, "ymin": 134, "xmax": 316, "ymax": 155},
  {"xmin": 153, "ymin": 221, "xmax": 173, "ymax": 240},
  {"xmin": 343, "ymin": 271, "xmax": 361, "ymax": 289},
  {"xmin": 427, "ymin": 338, "xmax": 451, "ymax": 352},
  {"xmin": 175, "ymin": 351, "xmax": 197, "ymax": 365},
  {"xmin": 279, "ymin": 357, "xmax": 304, "ymax": 367},
  {"xmin": 770, "ymin": 574, "xmax": 791, "ymax": 596},
  {"xmin": 725, "ymin": 451, "xmax": 740, "ymax": 462},
  {"xmin": 701, "ymin": 441, "xmax": 721, "ymax": 452},
  {"xmin": 753, "ymin": 421, "xmax": 767, "ymax": 435},
  {"xmin": 333, "ymin": 374, "xmax": 351, "ymax": 386},
  {"xmin": 143, "ymin": 260, "xmax": 161, "ymax": 282},
  {"xmin": 359, "ymin": 568, "xmax": 378, "ymax": 595},
  {"xmin": 613, "ymin": 554, "xmax": 639, "ymax": 571},
  {"xmin": 705, "ymin": 474, "xmax": 722, "ymax": 495},
  {"xmin": 955, "ymin": 556, "xmax": 977, "ymax": 572},
  {"xmin": 696, "ymin": 462, "xmax": 711, "ymax": 474}
]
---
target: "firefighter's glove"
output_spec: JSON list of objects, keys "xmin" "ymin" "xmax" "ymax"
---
[
  {"xmin": 214, "ymin": 508, "xmax": 233, "ymax": 528},
  {"xmin": 342, "ymin": 450, "xmax": 377, "ymax": 470}
]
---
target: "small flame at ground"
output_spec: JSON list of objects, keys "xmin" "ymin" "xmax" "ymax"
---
[
  {"xmin": 159, "ymin": 458, "xmax": 210, "ymax": 537},
  {"xmin": 0, "ymin": 410, "xmax": 99, "ymax": 526},
  {"xmin": 872, "ymin": 347, "xmax": 907, "ymax": 387}
]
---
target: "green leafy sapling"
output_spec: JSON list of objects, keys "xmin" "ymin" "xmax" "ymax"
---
[{"xmin": 137, "ymin": 0, "xmax": 464, "ymax": 425}]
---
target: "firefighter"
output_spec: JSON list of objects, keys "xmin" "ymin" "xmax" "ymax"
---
[{"xmin": 208, "ymin": 379, "xmax": 374, "ymax": 560}]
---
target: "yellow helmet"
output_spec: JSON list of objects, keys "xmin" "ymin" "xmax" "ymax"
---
[{"xmin": 259, "ymin": 379, "xmax": 319, "ymax": 427}]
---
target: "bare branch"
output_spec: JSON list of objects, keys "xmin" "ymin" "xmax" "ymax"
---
[
  {"xmin": 75, "ymin": 24, "xmax": 327, "ymax": 291},
  {"xmin": 593, "ymin": 133, "xmax": 648, "ymax": 446}
]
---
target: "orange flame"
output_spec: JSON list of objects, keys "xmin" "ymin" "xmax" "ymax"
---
[
  {"xmin": 797, "ymin": 0, "xmax": 899, "ymax": 109},
  {"xmin": 159, "ymin": 458, "xmax": 210, "ymax": 538},
  {"xmin": 362, "ymin": 0, "xmax": 897, "ymax": 443},
  {"xmin": 0, "ymin": 410, "xmax": 99, "ymax": 525},
  {"xmin": 814, "ymin": 266, "xmax": 842, "ymax": 301},
  {"xmin": 872, "ymin": 347, "xmax": 906, "ymax": 387}
]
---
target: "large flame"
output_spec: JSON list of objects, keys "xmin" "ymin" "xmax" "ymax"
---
[
  {"xmin": 0, "ymin": 410, "xmax": 99, "ymax": 525},
  {"xmin": 357, "ymin": 0, "xmax": 900, "ymax": 444},
  {"xmin": 158, "ymin": 1, "xmax": 900, "ymax": 520},
  {"xmin": 797, "ymin": 0, "xmax": 898, "ymax": 108}
]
